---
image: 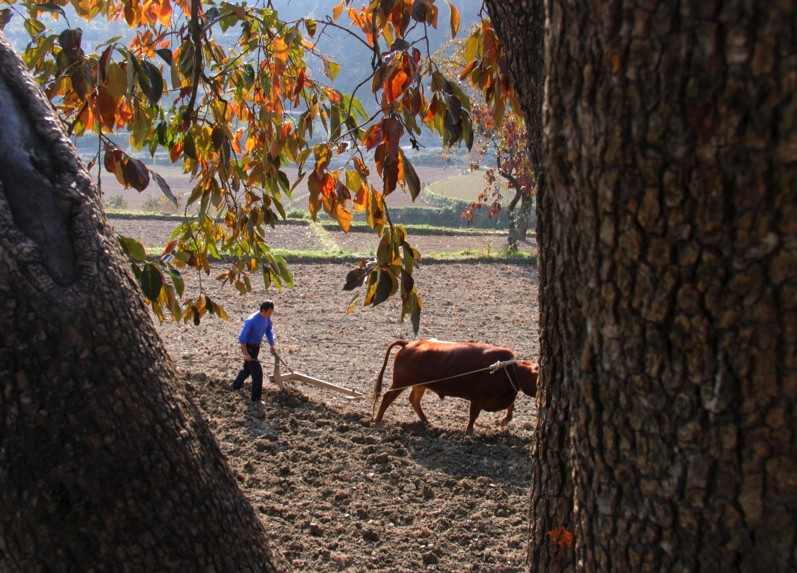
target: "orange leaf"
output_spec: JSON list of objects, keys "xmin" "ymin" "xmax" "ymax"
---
[
  {"xmin": 547, "ymin": 527, "xmax": 574, "ymax": 550},
  {"xmin": 362, "ymin": 124, "xmax": 383, "ymax": 150},
  {"xmin": 320, "ymin": 173, "xmax": 337, "ymax": 198},
  {"xmin": 335, "ymin": 203, "xmax": 352, "ymax": 232},
  {"xmin": 326, "ymin": 88, "xmax": 341, "ymax": 104},
  {"xmin": 332, "ymin": 0, "xmax": 344, "ymax": 21},
  {"xmin": 293, "ymin": 68, "xmax": 305, "ymax": 97},
  {"xmin": 446, "ymin": 0, "xmax": 460, "ymax": 37},
  {"xmin": 273, "ymin": 37, "xmax": 289, "ymax": 63},
  {"xmin": 97, "ymin": 86, "xmax": 117, "ymax": 128},
  {"xmin": 459, "ymin": 59, "xmax": 477, "ymax": 81},
  {"xmin": 385, "ymin": 68, "xmax": 409, "ymax": 102},
  {"xmin": 354, "ymin": 157, "xmax": 370, "ymax": 177},
  {"xmin": 353, "ymin": 182, "xmax": 369, "ymax": 211},
  {"xmin": 150, "ymin": 0, "xmax": 172, "ymax": 26},
  {"xmin": 169, "ymin": 141, "xmax": 183, "ymax": 163},
  {"xmin": 115, "ymin": 100, "xmax": 133, "ymax": 127}
]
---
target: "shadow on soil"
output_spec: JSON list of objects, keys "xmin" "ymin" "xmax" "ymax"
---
[{"xmin": 185, "ymin": 372, "xmax": 531, "ymax": 488}]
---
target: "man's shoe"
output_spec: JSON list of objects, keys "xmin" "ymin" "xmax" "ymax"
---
[{"xmin": 228, "ymin": 382, "xmax": 241, "ymax": 390}]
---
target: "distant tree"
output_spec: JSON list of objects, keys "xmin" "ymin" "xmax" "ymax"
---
[
  {"xmin": 466, "ymin": 101, "xmax": 533, "ymax": 249},
  {"xmin": 436, "ymin": 21, "xmax": 534, "ymax": 251}
]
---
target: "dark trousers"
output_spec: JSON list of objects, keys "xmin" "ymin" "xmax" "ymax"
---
[{"xmin": 233, "ymin": 344, "xmax": 264, "ymax": 401}]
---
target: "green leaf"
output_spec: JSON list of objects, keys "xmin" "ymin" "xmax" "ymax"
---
[
  {"xmin": 402, "ymin": 151, "xmax": 421, "ymax": 200},
  {"xmin": 57, "ymin": 28, "xmax": 83, "ymax": 61},
  {"xmin": 23, "ymin": 18, "xmax": 45, "ymax": 39},
  {"xmin": 118, "ymin": 235, "xmax": 146, "ymax": 262},
  {"xmin": 140, "ymin": 262, "xmax": 164, "ymax": 300},
  {"xmin": 324, "ymin": 58, "xmax": 340, "ymax": 81},
  {"xmin": 372, "ymin": 268, "xmax": 398, "ymax": 306},
  {"xmin": 164, "ymin": 266, "xmax": 185, "ymax": 297},
  {"xmin": 0, "ymin": 8, "xmax": 12, "ymax": 29},
  {"xmin": 410, "ymin": 293, "xmax": 422, "ymax": 333},
  {"xmin": 29, "ymin": 3, "xmax": 67, "ymax": 18},
  {"xmin": 345, "ymin": 169, "xmax": 362, "ymax": 192},
  {"xmin": 152, "ymin": 171, "xmax": 177, "ymax": 207},
  {"xmin": 177, "ymin": 40, "xmax": 195, "ymax": 77},
  {"xmin": 155, "ymin": 48, "xmax": 173, "ymax": 65},
  {"xmin": 184, "ymin": 134, "xmax": 198, "ymax": 160},
  {"xmin": 138, "ymin": 60, "xmax": 164, "ymax": 104}
]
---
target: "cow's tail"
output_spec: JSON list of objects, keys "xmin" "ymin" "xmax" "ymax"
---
[{"xmin": 372, "ymin": 340, "xmax": 409, "ymax": 415}]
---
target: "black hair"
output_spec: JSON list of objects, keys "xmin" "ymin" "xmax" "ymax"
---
[{"xmin": 260, "ymin": 300, "xmax": 274, "ymax": 311}]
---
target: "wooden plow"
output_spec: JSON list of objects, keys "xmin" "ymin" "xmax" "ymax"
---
[{"xmin": 269, "ymin": 353, "xmax": 364, "ymax": 400}]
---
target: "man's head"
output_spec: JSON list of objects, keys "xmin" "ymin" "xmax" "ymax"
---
[{"xmin": 259, "ymin": 300, "xmax": 274, "ymax": 317}]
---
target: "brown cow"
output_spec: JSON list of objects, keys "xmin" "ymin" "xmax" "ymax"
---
[{"xmin": 372, "ymin": 339, "xmax": 538, "ymax": 434}]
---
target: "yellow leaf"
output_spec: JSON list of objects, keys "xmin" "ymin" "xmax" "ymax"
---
[
  {"xmin": 273, "ymin": 37, "xmax": 289, "ymax": 63},
  {"xmin": 383, "ymin": 22, "xmax": 395, "ymax": 47}
]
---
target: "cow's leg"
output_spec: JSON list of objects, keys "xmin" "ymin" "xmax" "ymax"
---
[
  {"xmin": 466, "ymin": 401, "xmax": 483, "ymax": 435},
  {"xmin": 373, "ymin": 386, "xmax": 405, "ymax": 425},
  {"xmin": 500, "ymin": 402, "xmax": 515, "ymax": 427},
  {"xmin": 408, "ymin": 386, "xmax": 429, "ymax": 425}
]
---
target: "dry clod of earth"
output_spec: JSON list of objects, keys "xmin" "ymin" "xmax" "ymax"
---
[{"xmin": 123, "ymin": 218, "xmax": 539, "ymax": 572}]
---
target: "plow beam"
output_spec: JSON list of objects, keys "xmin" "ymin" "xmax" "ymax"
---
[{"xmin": 270, "ymin": 361, "xmax": 364, "ymax": 400}]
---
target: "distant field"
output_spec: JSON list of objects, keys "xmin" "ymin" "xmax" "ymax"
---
[
  {"xmin": 99, "ymin": 160, "xmax": 492, "ymax": 212},
  {"xmin": 427, "ymin": 170, "xmax": 488, "ymax": 201}
]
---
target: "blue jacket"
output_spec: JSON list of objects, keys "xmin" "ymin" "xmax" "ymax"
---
[{"xmin": 238, "ymin": 312, "xmax": 275, "ymax": 346}]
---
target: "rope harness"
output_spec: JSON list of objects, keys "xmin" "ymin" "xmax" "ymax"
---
[{"xmin": 383, "ymin": 359, "xmax": 522, "ymax": 394}]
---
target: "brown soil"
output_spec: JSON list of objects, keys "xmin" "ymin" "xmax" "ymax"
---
[{"xmin": 119, "ymin": 217, "xmax": 540, "ymax": 572}]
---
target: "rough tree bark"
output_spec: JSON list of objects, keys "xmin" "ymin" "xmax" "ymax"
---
[
  {"xmin": 0, "ymin": 35, "xmax": 289, "ymax": 572},
  {"xmin": 487, "ymin": 0, "xmax": 797, "ymax": 571}
]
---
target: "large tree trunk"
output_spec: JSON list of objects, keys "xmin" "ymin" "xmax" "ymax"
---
[
  {"xmin": 0, "ymin": 35, "xmax": 289, "ymax": 572},
  {"xmin": 487, "ymin": 1, "xmax": 797, "ymax": 571}
]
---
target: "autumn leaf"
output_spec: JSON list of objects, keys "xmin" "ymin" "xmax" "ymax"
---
[
  {"xmin": 273, "ymin": 37, "xmax": 289, "ymax": 63},
  {"xmin": 343, "ymin": 259, "xmax": 375, "ymax": 291},
  {"xmin": 446, "ymin": 0, "xmax": 460, "ymax": 37},
  {"xmin": 122, "ymin": 158, "xmax": 151, "ymax": 192},
  {"xmin": 401, "ymin": 151, "xmax": 421, "ymax": 200},
  {"xmin": 332, "ymin": 1, "xmax": 344, "ymax": 21},
  {"xmin": 547, "ymin": 527, "xmax": 574, "ymax": 550}
]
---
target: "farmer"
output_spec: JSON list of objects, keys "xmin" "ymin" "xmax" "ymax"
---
[{"xmin": 230, "ymin": 300, "xmax": 278, "ymax": 402}]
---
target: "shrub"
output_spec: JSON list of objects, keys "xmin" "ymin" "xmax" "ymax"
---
[
  {"xmin": 286, "ymin": 209, "xmax": 310, "ymax": 220},
  {"xmin": 141, "ymin": 195, "xmax": 177, "ymax": 213},
  {"xmin": 104, "ymin": 194, "xmax": 128, "ymax": 210}
]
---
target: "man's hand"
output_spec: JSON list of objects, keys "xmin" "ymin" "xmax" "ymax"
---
[{"xmin": 270, "ymin": 346, "xmax": 278, "ymax": 356}]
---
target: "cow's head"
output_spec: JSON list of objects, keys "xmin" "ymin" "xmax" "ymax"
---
[{"xmin": 515, "ymin": 361, "xmax": 538, "ymax": 397}]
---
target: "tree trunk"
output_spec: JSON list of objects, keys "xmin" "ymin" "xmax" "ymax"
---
[
  {"xmin": 0, "ymin": 35, "xmax": 289, "ymax": 572},
  {"xmin": 487, "ymin": 1, "xmax": 797, "ymax": 571},
  {"xmin": 517, "ymin": 193, "xmax": 533, "ymax": 241},
  {"xmin": 508, "ymin": 190, "xmax": 521, "ymax": 252}
]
